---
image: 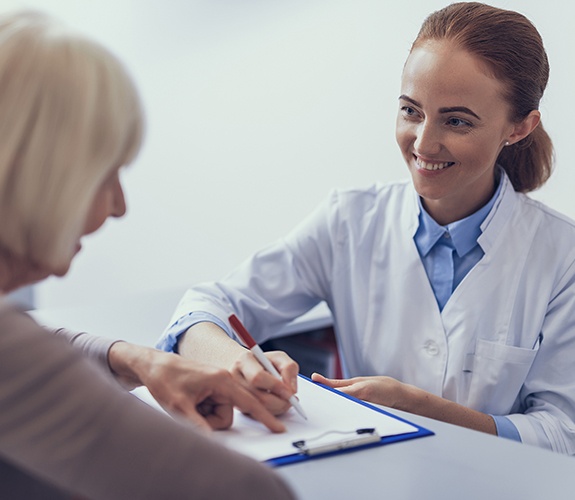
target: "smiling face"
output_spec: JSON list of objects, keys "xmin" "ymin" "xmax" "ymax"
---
[{"xmin": 395, "ymin": 40, "xmax": 518, "ymax": 225}]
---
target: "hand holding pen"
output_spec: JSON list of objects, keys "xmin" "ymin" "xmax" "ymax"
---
[{"xmin": 229, "ymin": 314, "xmax": 307, "ymax": 420}]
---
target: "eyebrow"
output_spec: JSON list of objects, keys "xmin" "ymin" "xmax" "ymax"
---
[{"xmin": 398, "ymin": 95, "xmax": 481, "ymax": 120}]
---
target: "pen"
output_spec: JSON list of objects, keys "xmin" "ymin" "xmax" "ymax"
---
[{"xmin": 228, "ymin": 314, "xmax": 307, "ymax": 420}]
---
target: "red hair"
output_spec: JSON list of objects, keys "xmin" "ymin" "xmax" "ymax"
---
[{"xmin": 413, "ymin": 2, "xmax": 553, "ymax": 192}]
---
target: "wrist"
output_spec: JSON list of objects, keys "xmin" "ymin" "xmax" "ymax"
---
[
  {"xmin": 399, "ymin": 382, "xmax": 429, "ymax": 414},
  {"xmin": 108, "ymin": 341, "xmax": 152, "ymax": 387}
]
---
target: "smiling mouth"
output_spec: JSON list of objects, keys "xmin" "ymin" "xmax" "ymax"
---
[{"xmin": 415, "ymin": 156, "xmax": 455, "ymax": 171}]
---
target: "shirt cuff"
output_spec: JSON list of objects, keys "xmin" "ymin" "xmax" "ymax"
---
[
  {"xmin": 491, "ymin": 415, "xmax": 522, "ymax": 442},
  {"xmin": 155, "ymin": 311, "xmax": 231, "ymax": 353}
]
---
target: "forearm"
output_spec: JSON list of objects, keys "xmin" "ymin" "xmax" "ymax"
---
[
  {"xmin": 177, "ymin": 321, "xmax": 246, "ymax": 370},
  {"xmin": 50, "ymin": 327, "xmax": 114, "ymax": 370},
  {"xmin": 51, "ymin": 327, "xmax": 137, "ymax": 389},
  {"xmin": 404, "ymin": 384, "xmax": 496, "ymax": 435},
  {"xmin": 313, "ymin": 373, "xmax": 497, "ymax": 435}
]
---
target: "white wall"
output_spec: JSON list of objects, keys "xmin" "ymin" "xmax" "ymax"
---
[{"xmin": 2, "ymin": 0, "xmax": 574, "ymax": 309}]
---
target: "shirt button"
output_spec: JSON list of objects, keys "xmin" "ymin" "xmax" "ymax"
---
[
  {"xmin": 443, "ymin": 231, "xmax": 451, "ymax": 239},
  {"xmin": 424, "ymin": 340, "xmax": 439, "ymax": 356}
]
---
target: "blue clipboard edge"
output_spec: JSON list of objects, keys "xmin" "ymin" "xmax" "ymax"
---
[{"xmin": 266, "ymin": 375, "xmax": 434, "ymax": 467}]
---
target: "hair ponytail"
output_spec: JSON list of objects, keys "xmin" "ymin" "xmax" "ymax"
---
[{"xmin": 497, "ymin": 123, "xmax": 554, "ymax": 192}]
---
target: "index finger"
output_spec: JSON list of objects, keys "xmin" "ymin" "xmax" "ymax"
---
[
  {"xmin": 311, "ymin": 372, "xmax": 354, "ymax": 389},
  {"xmin": 265, "ymin": 351, "xmax": 300, "ymax": 392}
]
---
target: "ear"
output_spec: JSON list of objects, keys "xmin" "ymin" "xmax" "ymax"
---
[{"xmin": 507, "ymin": 110, "xmax": 541, "ymax": 145}]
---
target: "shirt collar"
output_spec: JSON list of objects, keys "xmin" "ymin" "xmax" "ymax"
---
[{"xmin": 414, "ymin": 168, "xmax": 504, "ymax": 258}]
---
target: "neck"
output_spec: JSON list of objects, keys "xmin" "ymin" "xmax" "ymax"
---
[
  {"xmin": 423, "ymin": 197, "xmax": 489, "ymax": 226},
  {"xmin": 423, "ymin": 171, "xmax": 499, "ymax": 226},
  {"xmin": 0, "ymin": 246, "xmax": 48, "ymax": 293}
]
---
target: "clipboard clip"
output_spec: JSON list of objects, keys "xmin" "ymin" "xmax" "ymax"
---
[{"xmin": 292, "ymin": 428, "xmax": 381, "ymax": 456}]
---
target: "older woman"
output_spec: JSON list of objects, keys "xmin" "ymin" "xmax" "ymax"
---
[{"xmin": 0, "ymin": 11, "xmax": 293, "ymax": 499}]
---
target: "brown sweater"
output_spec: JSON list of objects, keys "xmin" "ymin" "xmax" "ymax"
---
[{"xmin": 0, "ymin": 303, "xmax": 294, "ymax": 499}]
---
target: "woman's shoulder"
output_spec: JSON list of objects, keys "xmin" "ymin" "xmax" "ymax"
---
[
  {"xmin": 509, "ymin": 195, "xmax": 575, "ymax": 272},
  {"xmin": 0, "ymin": 301, "xmax": 70, "ymax": 365},
  {"xmin": 329, "ymin": 178, "xmax": 414, "ymax": 210},
  {"xmin": 518, "ymin": 194, "xmax": 575, "ymax": 235},
  {"xmin": 316, "ymin": 180, "xmax": 417, "ymax": 241},
  {"xmin": 0, "ymin": 301, "xmax": 37, "ymax": 332}
]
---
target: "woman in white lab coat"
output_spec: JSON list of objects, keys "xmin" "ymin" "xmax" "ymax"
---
[{"xmin": 161, "ymin": 2, "xmax": 575, "ymax": 453}]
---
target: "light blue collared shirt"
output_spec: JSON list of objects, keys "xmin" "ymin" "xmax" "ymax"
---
[
  {"xmin": 413, "ymin": 171, "xmax": 520, "ymax": 442},
  {"xmin": 414, "ymin": 176, "xmax": 503, "ymax": 311}
]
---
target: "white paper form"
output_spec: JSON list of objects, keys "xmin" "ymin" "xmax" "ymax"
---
[
  {"xmin": 134, "ymin": 377, "xmax": 419, "ymax": 462},
  {"xmin": 210, "ymin": 377, "xmax": 418, "ymax": 461},
  {"xmin": 132, "ymin": 377, "xmax": 418, "ymax": 462}
]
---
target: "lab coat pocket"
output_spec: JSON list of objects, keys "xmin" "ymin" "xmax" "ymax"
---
[{"xmin": 465, "ymin": 338, "xmax": 540, "ymax": 415}]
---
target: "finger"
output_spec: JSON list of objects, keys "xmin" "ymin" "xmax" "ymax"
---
[
  {"xmin": 266, "ymin": 351, "xmax": 300, "ymax": 392},
  {"xmin": 231, "ymin": 386, "xmax": 286, "ymax": 433},
  {"xmin": 177, "ymin": 405, "xmax": 212, "ymax": 433},
  {"xmin": 155, "ymin": 386, "xmax": 218, "ymax": 433},
  {"xmin": 230, "ymin": 366, "xmax": 291, "ymax": 416},
  {"xmin": 240, "ymin": 354, "xmax": 294, "ymax": 401},
  {"xmin": 199, "ymin": 401, "xmax": 235, "ymax": 431},
  {"xmin": 255, "ymin": 390, "xmax": 292, "ymax": 416},
  {"xmin": 311, "ymin": 372, "xmax": 353, "ymax": 388},
  {"xmin": 310, "ymin": 375, "xmax": 359, "ymax": 399}
]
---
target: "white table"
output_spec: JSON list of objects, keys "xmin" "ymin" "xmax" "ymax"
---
[
  {"xmin": 32, "ymin": 289, "xmax": 575, "ymax": 500},
  {"xmin": 277, "ymin": 409, "xmax": 575, "ymax": 499}
]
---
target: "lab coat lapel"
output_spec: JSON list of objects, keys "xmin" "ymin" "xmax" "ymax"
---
[
  {"xmin": 439, "ymin": 176, "xmax": 540, "ymax": 402},
  {"xmin": 441, "ymin": 173, "xmax": 517, "ymax": 327},
  {"xmin": 389, "ymin": 185, "xmax": 449, "ymax": 394}
]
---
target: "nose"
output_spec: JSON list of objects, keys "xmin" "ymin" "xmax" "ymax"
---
[
  {"xmin": 413, "ymin": 120, "xmax": 442, "ymax": 157},
  {"xmin": 112, "ymin": 176, "xmax": 127, "ymax": 218}
]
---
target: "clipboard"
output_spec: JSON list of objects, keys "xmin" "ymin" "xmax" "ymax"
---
[{"xmin": 208, "ymin": 376, "xmax": 434, "ymax": 467}]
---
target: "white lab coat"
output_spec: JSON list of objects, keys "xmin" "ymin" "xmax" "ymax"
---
[{"xmin": 169, "ymin": 172, "xmax": 575, "ymax": 453}]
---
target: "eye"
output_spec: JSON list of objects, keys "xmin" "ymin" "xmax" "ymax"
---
[
  {"xmin": 447, "ymin": 117, "xmax": 472, "ymax": 128},
  {"xmin": 400, "ymin": 105, "xmax": 420, "ymax": 119}
]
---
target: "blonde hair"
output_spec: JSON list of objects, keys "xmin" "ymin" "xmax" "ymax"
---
[{"xmin": 0, "ymin": 11, "xmax": 143, "ymax": 270}]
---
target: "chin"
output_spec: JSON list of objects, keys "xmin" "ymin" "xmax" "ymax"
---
[
  {"xmin": 46, "ymin": 256, "xmax": 74, "ymax": 279},
  {"xmin": 411, "ymin": 178, "xmax": 445, "ymax": 200},
  {"xmin": 52, "ymin": 262, "xmax": 72, "ymax": 277}
]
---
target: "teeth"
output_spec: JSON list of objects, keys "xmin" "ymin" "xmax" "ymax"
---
[{"xmin": 416, "ymin": 158, "xmax": 454, "ymax": 171}]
